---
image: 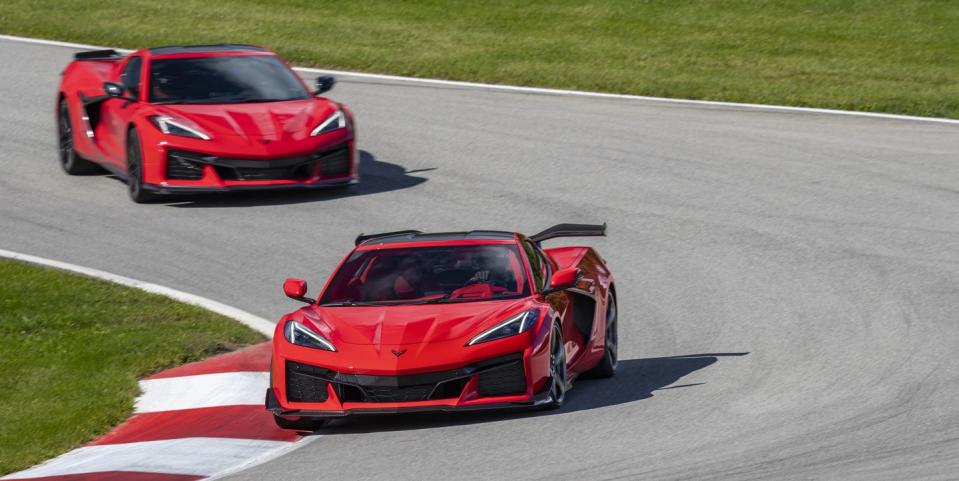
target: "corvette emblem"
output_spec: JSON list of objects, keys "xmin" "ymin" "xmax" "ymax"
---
[{"xmin": 391, "ymin": 348, "xmax": 408, "ymax": 357}]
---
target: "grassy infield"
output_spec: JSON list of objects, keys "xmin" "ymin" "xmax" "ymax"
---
[
  {"xmin": 1, "ymin": 0, "xmax": 957, "ymax": 118},
  {"xmin": 0, "ymin": 0, "xmax": 955, "ymax": 475},
  {"xmin": 0, "ymin": 260, "xmax": 264, "ymax": 474}
]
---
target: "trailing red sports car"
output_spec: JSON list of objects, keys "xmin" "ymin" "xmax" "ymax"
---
[
  {"xmin": 267, "ymin": 224, "xmax": 617, "ymax": 430},
  {"xmin": 56, "ymin": 44, "xmax": 357, "ymax": 202}
]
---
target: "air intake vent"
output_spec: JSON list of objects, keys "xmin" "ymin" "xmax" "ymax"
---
[
  {"xmin": 285, "ymin": 361, "xmax": 330, "ymax": 402},
  {"xmin": 476, "ymin": 360, "xmax": 527, "ymax": 397}
]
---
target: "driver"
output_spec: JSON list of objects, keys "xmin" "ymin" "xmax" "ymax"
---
[{"xmin": 466, "ymin": 250, "xmax": 511, "ymax": 288}]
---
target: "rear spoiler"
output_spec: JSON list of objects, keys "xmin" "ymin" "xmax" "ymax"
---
[
  {"xmin": 529, "ymin": 223, "xmax": 606, "ymax": 243},
  {"xmin": 74, "ymin": 49, "xmax": 122, "ymax": 61},
  {"xmin": 355, "ymin": 230, "xmax": 422, "ymax": 246}
]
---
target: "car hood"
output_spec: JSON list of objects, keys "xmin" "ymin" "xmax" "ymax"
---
[
  {"xmin": 154, "ymin": 98, "xmax": 336, "ymax": 141},
  {"xmin": 305, "ymin": 299, "xmax": 532, "ymax": 346}
]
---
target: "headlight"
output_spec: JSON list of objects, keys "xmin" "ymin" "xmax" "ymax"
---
[
  {"xmin": 149, "ymin": 115, "xmax": 211, "ymax": 140},
  {"xmin": 310, "ymin": 109, "xmax": 346, "ymax": 137},
  {"xmin": 466, "ymin": 309, "xmax": 540, "ymax": 346},
  {"xmin": 284, "ymin": 320, "xmax": 336, "ymax": 351}
]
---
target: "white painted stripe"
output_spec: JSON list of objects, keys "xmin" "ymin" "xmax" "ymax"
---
[
  {"xmin": 2, "ymin": 33, "xmax": 957, "ymax": 126},
  {"xmin": 135, "ymin": 371, "xmax": 269, "ymax": 413},
  {"xmin": 1, "ymin": 437, "xmax": 290, "ymax": 479},
  {"xmin": 0, "ymin": 249, "xmax": 275, "ymax": 336}
]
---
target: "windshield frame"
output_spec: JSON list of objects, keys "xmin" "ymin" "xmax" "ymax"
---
[
  {"xmin": 318, "ymin": 242, "xmax": 534, "ymax": 307},
  {"xmin": 145, "ymin": 52, "xmax": 312, "ymax": 105}
]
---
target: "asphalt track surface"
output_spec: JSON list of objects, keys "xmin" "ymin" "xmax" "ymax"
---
[{"xmin": 3, "ymin": 38, "xmax": 959, "ymax": 480}]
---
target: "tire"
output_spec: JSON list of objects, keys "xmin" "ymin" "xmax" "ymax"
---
[
  {"xmin": 543, "ymin": 322, "xmax": 568, "ymax": 410},
  {"xmin": 585, "ymin": 292, "xmax": 618, "ymax": 378},
  {"xmin": 126, "ymin": 128, "xmax": 155, "ymax": 203},
  {"xmin": 273, "ymin": 414, "xmax": 326, "ymax": 431},
  {"xmin": 57, "ymin": 98, "xmax": 98, "ymax": 174}
]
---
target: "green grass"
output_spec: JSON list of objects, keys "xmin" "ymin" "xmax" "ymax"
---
[
  {"xmin": 0, "ymin": 259, "xmax": 265, "ymax": 475},
  {"xmin": 1, "ymin": 0, "xmax": 957, "ymax": 118}
]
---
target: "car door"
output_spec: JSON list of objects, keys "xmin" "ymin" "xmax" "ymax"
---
[
  {"xmin": 94, "ymin": 55, "xmax": 145, "ymax": 172},
  {"xmin": 525, "ymin": 239, "xmax": 586, "ymax": 365}
]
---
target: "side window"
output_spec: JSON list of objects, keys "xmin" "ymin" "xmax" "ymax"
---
[
  {"xmin": 521, "ymin": 240, "xmax": 547, "ymax": 291},
  {"xmin": 120, "ymin": 57, "xmax": 142, "ymax": 99}
]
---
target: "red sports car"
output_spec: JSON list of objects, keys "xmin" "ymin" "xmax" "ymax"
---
[
  {"xmin": 267, "ymin": 224, "xmax": 617, "ymax": 430},
  {"xmin": 56, "ymin": 44, "xmax": 357, "ymax": 203}
]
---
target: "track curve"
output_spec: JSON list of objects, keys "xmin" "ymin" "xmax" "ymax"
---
[{"xmin": 2, "ymin": 38, "xmax": 959, "ymax": 480}]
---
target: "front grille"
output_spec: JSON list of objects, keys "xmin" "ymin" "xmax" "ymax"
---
[
  {"xmin": 166, "ymin": 152, "xmax": 204, "ymax": 180},
  {"xmin": 317, "ymin": 148, "xmax": 350, "ymax": 176},
  {"xmin": 165, "ymin": 145, "xmax": 349, "ymax": 182},
  {"xmin": 286, "ymin": 361, "xmax": 330, "ymax": 402},
  {"xmin": 285, "ymin": 354, "xmax": 522, "ymax": 404},
  {"xmin": 476, "ymin": 361, "xmax": 527, "ymax": 397}
]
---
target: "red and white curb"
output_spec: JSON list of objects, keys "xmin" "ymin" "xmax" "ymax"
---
[
  {"xmin": 0, "ymin": 343, "xmax": 309, "ymax": 481},
  {"xmin": 0, "ymin": 250, "xmax": 313, "ymax": 481}
]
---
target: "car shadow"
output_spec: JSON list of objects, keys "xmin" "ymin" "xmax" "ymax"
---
[
  {"xmin": 309, "ymin": 352, "xmax": 748, "ymax": 435},
  {"xmin": 157, "ymin": 150, "xmax": 430, "ymax": 208}
]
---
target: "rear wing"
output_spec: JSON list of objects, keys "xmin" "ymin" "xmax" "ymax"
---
[
  {"xmin": 529, "ymin": 223, "xmax": 606, "ymax": 243},
  {"xmin": 74, "ymin": 49, "xmax": 122, "ymax": 61},
  {"xmin": 355, "ymin": 230, "xmax": 423, "ymax": 246}
]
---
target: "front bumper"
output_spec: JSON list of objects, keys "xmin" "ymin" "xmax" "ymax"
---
[
  {"xmin": 269, "ymin": 332, "xmax": 553, "ymax": 418},
  {"xmin": 139, "ymin": 127, "xmax": 359, "ymax": 194}
]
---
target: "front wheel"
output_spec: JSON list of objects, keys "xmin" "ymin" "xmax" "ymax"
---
[
  {"xmin": 126, "ymin": 128, "xmax": 154, "ymax": 203},
  {"xmin": 273, "ymin": 415, "xmax": 326, "ymax": 431},
  {"xmin": 543, "ymin": 322, "xmax": 568, "ymax": 409}
]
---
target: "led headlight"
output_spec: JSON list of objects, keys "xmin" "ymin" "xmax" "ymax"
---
[
  {"xmin": 310, "ymin": 109, "xmax": 346, "ymax": 137},
  {"xmin": 284, "ymin": 320, "xmax": 336, "ymax": 351},
  {"xmin": 466, "ymin": 309, "xmax": 540, "ymax": 346},
  {"xmin": 149, "ymin": 115, "xmax": 211, "ymax": 140}
]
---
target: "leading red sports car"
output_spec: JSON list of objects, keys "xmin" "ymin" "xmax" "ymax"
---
[
  {"xmin": 267, "ymin": 224, "xmax": 617, "ymax": 430},
  {"xmin": 56, "ymin": 44, "xmax": 357, "ymax": 203}
]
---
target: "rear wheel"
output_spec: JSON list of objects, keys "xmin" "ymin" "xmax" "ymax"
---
[
  {"xmin": 273, "ymin": 415, "xmax": 326, "ymax": 431},
  {"xmin": 585, "ymin": 293, "xmax": 618, "ymax": 378},
  {"xmin": 126, "ymin": 128, "xmax": 154, "ymax": 203},
  {"xmin": 543, "ymin": 322, "xmax": 568, "ymax": 409},
  {"xmin": 58, "ymin": 98, "xmax": 98, "ymax": 174}
]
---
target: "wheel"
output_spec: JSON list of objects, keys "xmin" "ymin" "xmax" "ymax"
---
[
  {"xmin": 126, "ymin": 128, "xmax": 155, "ymax": 203},
  {"xmin": 585, "ymin": 292, "xmax": 618, "ymax": 378},
  {"xmin": 57, "ymin": 98, "xmax": 98, "ymax": 174},
  {"xmin": 543, "ymin": 322, "xmax": 568, "ymax": 409},
  {"xmin": 273, "ymin": 414, "xmax": 326, "ymax": 431}
]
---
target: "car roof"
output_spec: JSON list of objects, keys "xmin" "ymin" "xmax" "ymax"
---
[
  {"xmin": 356, "ymin": 230, "xmax": 518, "ymax": 247},
  {"xmin": 147, "ymin": 44, "xmax": 270, "ymax": 56}
]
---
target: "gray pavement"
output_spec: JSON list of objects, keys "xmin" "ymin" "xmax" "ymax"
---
[{"xmin": 2, "ymin": 38, "xmax": 959, "ymax": 480}]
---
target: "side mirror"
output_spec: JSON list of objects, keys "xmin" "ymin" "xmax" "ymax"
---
[
  {"xmin": 314, "ymin": 75, "xmax": 335, "ymax": 95},
  {"xmin": 103, "ymin": 81, "xmax": 125, "ymax": 97},
  {"xmin": 283, "ymin": 278, "xmax": 315, "ymax": 303},
  {"xmin": 542, "ymin": 267, "xmax": 580, "ymax": 295}
]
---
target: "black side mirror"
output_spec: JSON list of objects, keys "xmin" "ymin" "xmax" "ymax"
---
[
  {"xmin": 103, "ymin": 82, "xmax": 125, "ymax": 97},
  {"xmin": 314, "ymin": 75, "xmax": 335, "ymax": 95}
]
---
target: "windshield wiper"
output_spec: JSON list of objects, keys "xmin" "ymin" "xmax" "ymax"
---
[{"xmin": 319, "ymin": 300, "xmax": 380, "ymax": 307}]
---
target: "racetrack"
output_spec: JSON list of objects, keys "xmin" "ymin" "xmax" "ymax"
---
[{"xmin": 3, "ymin": 37, "xmax": 959, "ymax": 480}]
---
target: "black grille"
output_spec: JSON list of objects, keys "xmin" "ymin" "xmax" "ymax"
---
[
  {"xmin": 477, "ymin": 361, "xmax": 527, "ymax": 397},
  {"xmin": 285, "ymin": 361, "xmax": 330, "ymax": 402},
  {"xmin": 317, "ymin": 148, "xmax": 350, "ymax": 176},
  {"xmin": 166, "ymin": 152, "xmax": 204, "ymax": 180},
  {"xmin": 285, "ymin": 354, "xmax": 522, "ymax": 404},
  {"xmin": 165, "ymin": 145, "xmax": 350, "ymax": 182}
]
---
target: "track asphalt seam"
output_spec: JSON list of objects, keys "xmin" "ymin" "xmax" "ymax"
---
[{"xmin": 1, "ymin": 33, "xmax": 957, "ymax": 126}]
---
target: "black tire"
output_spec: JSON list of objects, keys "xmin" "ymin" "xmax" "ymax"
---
[
  {"xmin": 58, "ymin": 98, "xmax": 98, "ymax": 174},
  {"xmin": 273, "ymin": 414, "xmax": 326, "ymax": 431},
  {"xmin": 543, "ymin": 322, "xmax": 568, "ymax": 410},
  {"xmin": 585, "ymin": 292, "xmax": 618, "ymax": 378},
  {"xmin": 126, "ymin": 128, "xmax": 155, "ymax": 203}
]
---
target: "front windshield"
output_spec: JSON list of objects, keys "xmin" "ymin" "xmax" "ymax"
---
[
  {"xmin": 320, "ymin": 244, "xmax": 530, "ymax": 306},
  {"xmin": 148, "ymin": 55, "xmax": 310, "ymax": 104}
]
